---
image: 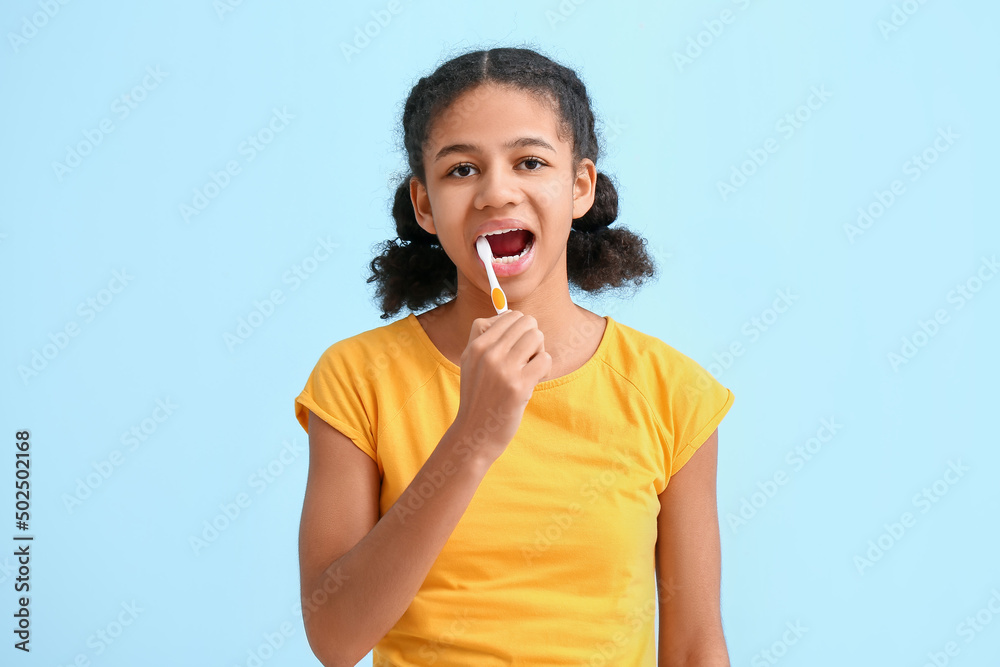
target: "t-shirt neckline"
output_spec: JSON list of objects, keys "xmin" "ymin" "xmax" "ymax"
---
[{"xmin": 405, "ymin": 312, "xmax": 616, "ymax": 391}]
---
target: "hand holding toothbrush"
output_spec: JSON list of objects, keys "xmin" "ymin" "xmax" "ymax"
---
[{"xmin": 446, "ymin": 237, "xmax": 552, "ymax": 463}]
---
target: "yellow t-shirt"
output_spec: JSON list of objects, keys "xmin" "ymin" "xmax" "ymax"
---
[{"xmin": 294, "ymin": 312, "xmax": 734, "ymax": 666}]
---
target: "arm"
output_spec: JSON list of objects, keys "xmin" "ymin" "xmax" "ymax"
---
[
  {"xmin": 656, "ymin": 428, "xmax": 731, "ymax": 667},
  {"xmin": 298, "ymin": 410, "xmax": 493, "ymax": 667}
]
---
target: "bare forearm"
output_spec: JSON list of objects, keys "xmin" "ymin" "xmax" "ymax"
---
[
  {"xmin": 660, "ymin": 646, "xmax": 730, "ymax": 667},
  {"xmin": 303, "ymin": 424, "xmax": 492, "ymax": 666}
]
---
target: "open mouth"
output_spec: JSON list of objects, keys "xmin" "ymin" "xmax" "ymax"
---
[{"xmin": 482, "ymin": 229, "xmax": 534, "ymax": 264}]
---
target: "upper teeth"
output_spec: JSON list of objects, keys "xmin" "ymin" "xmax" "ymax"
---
[{"xmin": 484, "ymin": 228, "xmax": 521, "ymax": 236}]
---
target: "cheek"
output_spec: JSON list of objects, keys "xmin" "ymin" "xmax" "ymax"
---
[
  {"xmin": 437, "ymin": 231, "xmax": 473, "ymax": 268},
  {"xmin": 538, "ymin": 176, "xmax": 576, "ymax": 209},
  {"xmin": 528, "ymin": 185, "xmax": 573, "ymax": 218}
]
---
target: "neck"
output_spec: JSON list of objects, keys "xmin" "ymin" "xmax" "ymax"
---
[{"xmin": 437, "ymin": 257, "xmax": 593, "ymax": 366}]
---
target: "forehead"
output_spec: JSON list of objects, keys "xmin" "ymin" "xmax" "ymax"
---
[{"xmin": 425, "ymin": 84, "xmax": 568, "ymax": 152}]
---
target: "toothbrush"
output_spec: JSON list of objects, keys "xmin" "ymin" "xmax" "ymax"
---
[{"xmin": 475, "ymin": 236, "xmax": 509, "ymax": 314}]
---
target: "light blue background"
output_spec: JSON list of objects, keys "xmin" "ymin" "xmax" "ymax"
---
[{"xmin": 3, "ymin": 1, "xmax": 998, "ymax": 665}]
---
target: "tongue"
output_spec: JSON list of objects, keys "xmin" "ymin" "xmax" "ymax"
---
[{"xmin": 486, "ymin": 229, "xmax": 531, "ymax": 257}]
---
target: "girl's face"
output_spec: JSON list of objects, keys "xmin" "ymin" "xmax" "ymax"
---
[{"xmin": 410, "ymin": 83, "xmax": 596, "ymax": 301}]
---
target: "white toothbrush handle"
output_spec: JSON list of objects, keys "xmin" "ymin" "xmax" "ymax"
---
[{"xmin": 476, "ymin": 237, "xmax": 508, "ymax": 314}]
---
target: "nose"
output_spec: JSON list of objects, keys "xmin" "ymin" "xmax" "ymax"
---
[{"xmin": 473, "ymin": 162, "xmax": 522, "ymax": 211}]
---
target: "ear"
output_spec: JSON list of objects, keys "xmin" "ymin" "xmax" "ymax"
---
[
  {"xmin": 409, "ymin": 177, "xmax": 437, "ymax": 236},
  {"xmin": 571, "ymin": 159, "xmax": 597, "ymax": 220}
]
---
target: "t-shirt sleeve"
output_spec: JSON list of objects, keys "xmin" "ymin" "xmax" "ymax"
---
[
  {"xmin": 658, "ymin": 346, "xmax": 735, "ymax": 481},
  {"xmin": 294, "ymin": 341, "xmax": 378, "ymax": 463}
]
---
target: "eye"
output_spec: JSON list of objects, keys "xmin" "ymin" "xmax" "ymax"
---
[
  {"xmin": 445, "ymin": 157, "xmax": 548, "ymax": 179},
  {"xmin": 447, "ymin": 163, "xmax": 475, "ymax": 178},
  {"xmin": 520, "ymin": 157, "xmax": 546, "ymax": 171}
]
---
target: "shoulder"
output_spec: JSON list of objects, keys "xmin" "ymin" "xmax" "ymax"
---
[
  {"xmin": 309, "ymin": 315, "xmax": 416, "ymax": 382},
  {"xmin": 602, "ymin": 318, "xmax": 731, "ymax": 420},
  {"xmin": 603, "ymin": 318, "xmax": 714, "ymax": 389},
  {"xmin": 605, "ymin": 319, "xmax": 734, "ymax": 474}
]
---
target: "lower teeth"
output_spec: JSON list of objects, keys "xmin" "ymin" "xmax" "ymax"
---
[{"xmin": 494, "ymin": 238, "xmax": 533, "ymax": 264}]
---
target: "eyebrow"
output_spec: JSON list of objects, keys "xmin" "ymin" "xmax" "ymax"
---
[{"xmin": 432, "ymin": 136, "xmax": 557, "ymax": 163}]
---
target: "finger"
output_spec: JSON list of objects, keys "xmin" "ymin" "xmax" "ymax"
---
[
  {"xmin": 468, "ymin": 310, "xmax": 522, "ymax": 345},
  {"xmin": 496, "ymin": 312, "xmax": 537, "ymax": 341},
  {"xmin": 507, "ymin": 327, "xmax": 545, "ymax": 366},
  {"xmin": 523, "ymin": 349, "xmax": 552, "ymax": 380}
]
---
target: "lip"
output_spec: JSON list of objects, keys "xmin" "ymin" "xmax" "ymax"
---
[
  {"xmin": 471, "ymin": 218, "xmax": 534, "ymax": 249},
  {"xmin": 476, "ymin": 233, "xmax": 536, "ymax": 277}
]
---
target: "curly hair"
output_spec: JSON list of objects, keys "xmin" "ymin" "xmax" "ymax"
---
[{"xmin": 367, "ymin": 45, "xmax": 658, "ymax": 320}]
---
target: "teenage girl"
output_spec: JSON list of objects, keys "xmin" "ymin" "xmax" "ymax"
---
[{"xmin": 295, "ymin": 46, "xmax": 735, "ymax": 666}]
